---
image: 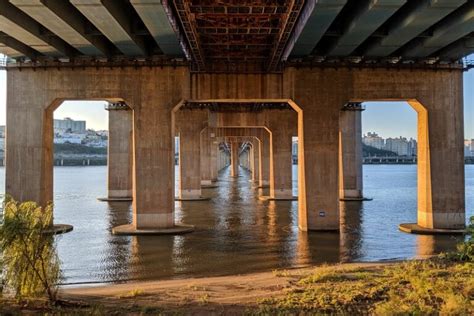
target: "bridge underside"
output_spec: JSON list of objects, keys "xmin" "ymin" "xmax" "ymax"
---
[
  {"xmin": 4, "ymin": 65, "xmax": 466, "ymax": 234},
  {"xmin": 1, "ymin": 1, "xmax": 469, "ymax": 235},
  {"xmin": 0, "ymin": 0, "xmax": 472, "ymax": 71}
]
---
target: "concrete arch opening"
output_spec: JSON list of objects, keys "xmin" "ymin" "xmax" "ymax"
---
[{"xmin": 343, "ymin": 99, "xmax": 465, "ymax": 233}]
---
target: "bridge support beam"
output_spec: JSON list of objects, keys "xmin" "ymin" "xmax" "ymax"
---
[
  {"xmin": 339, "ymin": 104, "xmax": 367, "ymax": 201},
  {"xmin": 267, "ymin": 112, "xmax": 296, "ymax": 200},
  {"xmin": 257, "ymin": 129, "xmax": 271, "ymax": 188},
  {"xmin": 401, "ymin": 99, "xmax": 466, "ymax": 233},
  {"xmin": 177, "ymin": 110, "xmax": 208, "ymax": 201},
  {"xmin": 99, "ymin": 107, "xmax": 133, "ymax": 202},
  {"xmin": 249, "ymin": 138, "xmax": 260, "ymax": 183},
  {"xmin": 230, "ymin": 141, "xmax": 239, "ymax": 177},
  {"xmin": 200, "ymin": 127, "xmax": 218, "ymax": 186}
]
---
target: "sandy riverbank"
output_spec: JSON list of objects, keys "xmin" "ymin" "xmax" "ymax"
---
[{"xmin": 59, "ymin": 262, "xmax": 393, "ymax": 315}]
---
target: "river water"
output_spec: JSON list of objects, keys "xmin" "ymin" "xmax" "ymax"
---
[{"xmin": 0, "ymin": 165, "xmax": 472, "ymax": 285}]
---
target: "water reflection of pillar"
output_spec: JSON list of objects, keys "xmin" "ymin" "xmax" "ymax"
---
[
  {"xmin": 307, "ymin": 232, "xmax": 341, "ymax": 264},
  {"xmin": 129, "ymin": 236, "xmax": 176, "ymax": 281},
  {"xmin": 416, "ymin": 235, "xmax": 463, "ymax": 259},
  {"xmin": 339, "ymin": 201, "xmax": 364, "ymax": 262},
  {"xmin": 266, "ymin": 201, "xmax": 278, "ymax": 239},
  {"xmin": 101, "ymin": 202, "xmax": 133, "ymax": 281},
  {"xmin": 293, "ymin": 231, "xmax": 311, "ymax": 267}
]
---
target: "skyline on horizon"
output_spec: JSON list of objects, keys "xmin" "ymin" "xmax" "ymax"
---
[{"xmin": 0, "ymin": 57, "xmax": 473, "ymax": 140}]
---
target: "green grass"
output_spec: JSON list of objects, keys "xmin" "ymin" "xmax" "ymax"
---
[{"xmin": 257, "ymin": 259, "xmax": 474, "ymax": 315}]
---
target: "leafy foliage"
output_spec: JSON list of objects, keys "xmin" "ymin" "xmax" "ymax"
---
[
  {"xmin": 0, "ymin": 198, "xmax": 62, "ymax": 303},
  {"xmin": 441, "ymin": 216, "xmax": 474, "ymax": 262}
]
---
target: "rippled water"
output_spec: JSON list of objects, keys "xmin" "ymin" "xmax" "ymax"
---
[{"xmin": 0, "ymin": 165, "xmax": 472, "ymax": 285}]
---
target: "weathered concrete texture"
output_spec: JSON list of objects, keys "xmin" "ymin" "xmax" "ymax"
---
[
  {"xmin": 230, "ymin": 141, "xmax": 239, "ymax": 177},
  {"xmin": 5, "ymin": 66, "xmax": 465, "ymax": 234},
  {"xmin": 339, "ymin": 109, "xmax": 364, "ymax": 200},
  {"xmin": 6, "ymin": 66, "xmax": 190, "ymax": 231},
  {"xmin": 176, "ymin": 109, "xmax": 208, "ymax": 200},
  {"xmin": 200, "ymin": 127, "xmax": 218, "ymax": 186},
  {"xmin": 105, "ymin": 108, "xmax": 133, "ymax": 200},
  {"xmin": 249, "ymin": 138, "xmax": 260, "ymax": 183},
  {"xmin": 268, "ymin": 111, "xmax": 297, "ymax": 200}
]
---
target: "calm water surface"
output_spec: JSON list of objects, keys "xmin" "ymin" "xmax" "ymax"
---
[{"xmin": 0, "ymin": 165, "xmax": 472, "ymax": 284}]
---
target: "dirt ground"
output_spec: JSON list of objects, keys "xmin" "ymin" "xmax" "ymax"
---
[{"xmin": 58, "ymin": 262, "xmax": 389, "ymax": 315}]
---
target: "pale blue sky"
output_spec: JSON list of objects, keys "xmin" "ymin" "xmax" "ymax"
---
[{"xmin": 0, "ymin": 58, "xmax": 472, "ymax": 139}]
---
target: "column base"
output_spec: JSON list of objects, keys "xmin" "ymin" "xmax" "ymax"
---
[
  {"xmin": 44, "ymin": 224, "xmax": 74, "ymax": 235},
  {"xmin": 339, "ymin": 197, "xmax": 373, "ymax": 201},
  {"xmin": 175, "ymin": 196, "xmax": 211, "ymax": 201},
  {"xmin": 201, "ymin": 184, "xmax": 218, "ymax": 189},
  {"xmin": 399, "ymin": 223, "xmax": 465, "ymax": 235},
  {"xmin": 258, "ymin": 196, "xmax": 298, "ymax": 201},
  {"xmin": 112, "ymin": 224, "xmax": 194, "ymax": 235},
  {"xmin": 97, "ymin": 197, "xmax": 133, "ymax": 202}
]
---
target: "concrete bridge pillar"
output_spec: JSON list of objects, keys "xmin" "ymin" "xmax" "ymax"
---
[
  {"xmin": 210, "ymin": 136, "xmax": 218, "ymax": 181},
  {"xmin": 403, "ymin": 100, "xmax": 466, "ymax": 232},
  {"xmin": 339, "ymin": 104, "xmax": 365, "ymax": 201},
  {"xmin": 249, "ymin": 139, "xmax": 260, "ymax": 183},
  {"xmin": 296, "ymin": 101, "xmax": 341, "ymax": 232},
  {"xmin": 267, "ymin": 112, "xmax": 296, "ymax": 200},
  {"xmin": 177, "ymin": 110, "xmax": 208, "ymax": 201},
  {"xmin": 230, "ymin": 141, "xmax": 239, "ymax": 177},
  {"xmin": 256, "ymin": 129, "xmax": 270, "ymax": 188},
  {"xmin": 200, "ymin": 127, "xmax": 214, "ymax": 186},
  {"xmin": 99, "ymin": 107, "xmax": 133, "ymax": 201},
  {"xmin": 5, "ymin": 92, "xmax": 54, "ymax": 213}
]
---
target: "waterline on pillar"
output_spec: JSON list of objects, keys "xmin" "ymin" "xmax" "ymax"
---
[
  {"xmin": 399, "ymin": 223, "xmax": 465, "ymax": 235},
  {"xmin": 175, "ymin": 196, "xmax": 211, "ymax": 201},
  {"xmin": 258, "ymin": 196, "xmax": 298, "ymax": 201},
  {"xmin": 112, "ymin": 224, "xmax": 194, "ymax": 235},
  {"xmin": 97, "ymin": 197, "xmax": 133, "ymax": 202},
  {"xmin": 44, "ymin": 224, "xmax": 74, "ymax": 235},
  {"xmin": 340, "ymin": 197, "xmax": 373, "ymax": 202}
]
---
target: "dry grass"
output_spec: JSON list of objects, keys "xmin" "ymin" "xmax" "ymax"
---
[{"xmin": 257, "ymin": 259, "xmax": 474, "ymax": 315}]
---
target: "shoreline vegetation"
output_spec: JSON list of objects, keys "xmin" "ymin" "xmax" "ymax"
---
[
  {"xmin": 0, "ymin": 203, "xmax": 473, "ymax": 315},
  {"xmin": 0, "ymin": 259, "xmax": 472, "ymax": 315}
]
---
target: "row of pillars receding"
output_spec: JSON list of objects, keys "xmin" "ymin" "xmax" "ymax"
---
[
  {"xmin": 98, "ymin": 105, "xmax": 395, "ymax": 235},
  {"xmin": 4, "ymin": 66, "xmax": 466, "ymax": 237}
]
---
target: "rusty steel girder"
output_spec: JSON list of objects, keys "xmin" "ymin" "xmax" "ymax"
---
[{"xmin": 171, "ymin": 0, "xmax": 304, "ymax": 71}]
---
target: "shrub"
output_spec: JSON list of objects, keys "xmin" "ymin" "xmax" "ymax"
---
[{"xmin": 0, "ymin": 198, "xmax": 62, "ymax": 304}]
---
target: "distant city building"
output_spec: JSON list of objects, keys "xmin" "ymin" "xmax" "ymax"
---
[
  {"xmin": 385, "ymin": 137, "xmax": 409, "ymax": 156},
  {"xmin": 465, "ymin": 139, "xmax": 474, "ymax": 157},
  {"xmin": 292, "ymin": 139, "xmax": 298, "ymax": 156},
  {"xmin": 54, "ymin": 117, "xmax": 86, "ymax": 134},
  {"xmin": 54, "ymin": 133, "xmax": 84, "ymax": 144},
  {"xmin": 0, "ymin": 126, "xmax": 5, "ymax": 138},
  {"xmin": 408, "ymin": 138, "xmax": 417, "ymax": 156},
  {"xmin": 362, "ymin": 132, "xmax": 384, "ymax": 150},
  {"xmin": 363, "ymin": 132, "xmax": 417, "ymax": 156}
]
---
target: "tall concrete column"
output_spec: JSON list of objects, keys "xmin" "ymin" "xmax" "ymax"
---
[
  {"xmin": 251, "ymin": 138, "xmax": 260, "ymax": 183},
  {"xmin": 210, "ymin": 136, "xmax": 218, "ymax": 181},
  {"xmin": 266, "ymin": 112, "xmax": 296, "ymax": 200},
  {"xmin": 399, "ymin": 100, "xmax": 466, "ymax": 232},
  {"xmin": 177, "ymin": 110, "xmax": 208, "ymax": 201},
  {"xmin": 99, "ymin": 106, "xmax": 133, "ymax": 201},
  {"xmin": 5, "ymin": 93, "xmax": 54, "ymax": 217},
  {"xmin": 230, "ymin": 141, "xmax": 239, "ymax": 177},
  {"xmin": 339, "ymin": 103, "xmax": 366, "ymax": 201},
  {"xmin": 297, "ymin": 102, "xmax": 341, "ymax": 231},
  {"xmin": 200, "ymin": 127, "xmax": 212, "ymax": 185},
  {"xmin": 256, "ymin": 129, "xmax": 270, "ymax": 188}
]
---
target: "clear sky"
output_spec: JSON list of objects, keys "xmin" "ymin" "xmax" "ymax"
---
[{"xmin": 0, "ymin": 56, "xmax": 473, "ymax": 139}]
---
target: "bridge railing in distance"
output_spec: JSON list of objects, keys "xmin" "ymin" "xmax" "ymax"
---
[{"xmin": 463, "ymin": 58, "xmax": 474, "ymax": 71}]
